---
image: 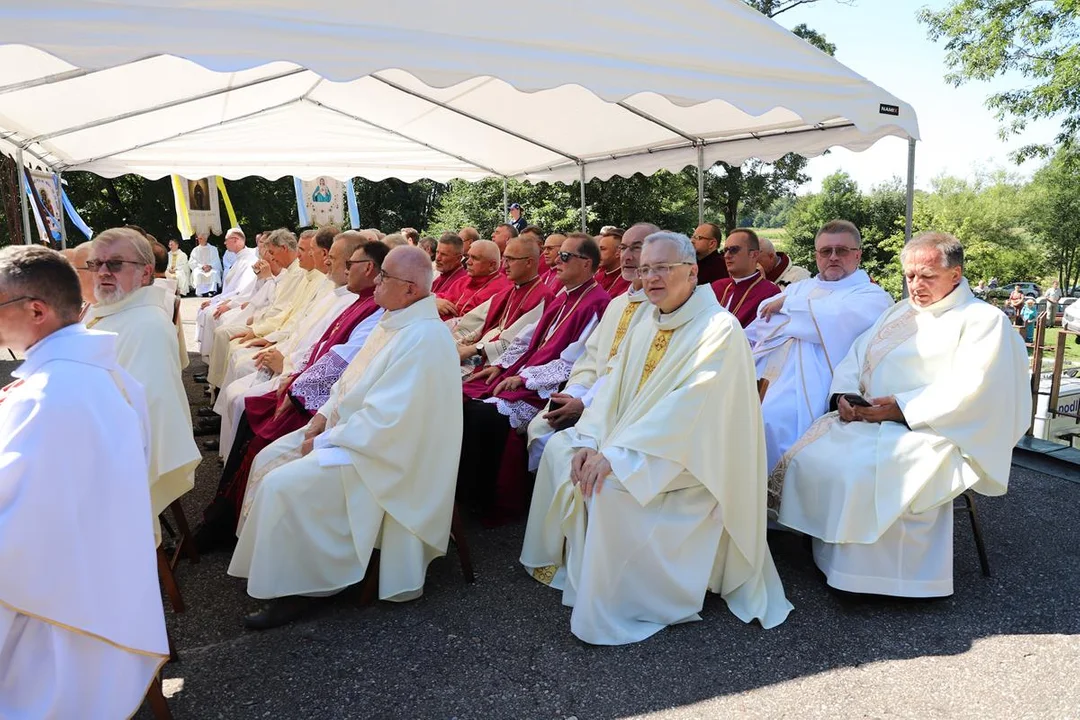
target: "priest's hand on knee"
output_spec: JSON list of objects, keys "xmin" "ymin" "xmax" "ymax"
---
[
  {"xmin": 301, "ymin": 415, "xmax": 327, "ymax": 456},
  {"xmin": 570, "ymin": 448, "xmax": 596, "ymax": 488},
  {"xmin": 467, "ymin": 366, "xmax": 500, "ymax": 384},
  {"xmin": 493, "ymin": 375, "xmax": 524, "ymax": 395},
  {"xmin": 436, "ymin": 298, "xmax": 459, "ymax": 317},
  {"xmin": 232, "ymin": 328, "xmax": 256, "ymax": 343},
  {"xmin": 213, "ymin": 301, "xmax": 231, "ymax": 318},
  {"xmin": 544, "ymin": 394, "xmax": 584, "ymax": 430},
  {"xmin": 245, "ymin": 338, "xmax": 271, "ymax": 349},
  {"xmin": 759, "ymin": 296, "xmax": 785, "ymax": 321},
  {"xmin": 579, "ymin": 452, "xmax": 612, "ymax": 499},
  {"xmin": 855, "ymin": 396, "xmax": 905, "ymax": 425},
  {"xmin": 201, "ymin": 300, "xmax": 212, "ymax": 310}
]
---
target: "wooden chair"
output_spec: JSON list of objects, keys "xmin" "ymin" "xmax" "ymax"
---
[
  {"xmin": 144, "ymin": 676, "xmax": 174, "ymax": 720},
  {"xmin": 954, "ymin": 490, "xmax": 992, "ymax": 577},
  {"xmin": 157, "ymin": 500, "xmax": 198, "ymax": 615},
  {"xmin": 756, "ymin": 377, "xmax": 770, "ymax": 403}
]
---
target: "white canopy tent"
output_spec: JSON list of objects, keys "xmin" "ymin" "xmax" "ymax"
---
[{"xmin": 0, "ymin": 0, "xmax": 919, "ymax": 241}]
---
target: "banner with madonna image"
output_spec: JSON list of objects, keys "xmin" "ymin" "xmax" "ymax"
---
[{"xmin": 296, "ymin": 176, "xmax": 345, "ymax": 228}]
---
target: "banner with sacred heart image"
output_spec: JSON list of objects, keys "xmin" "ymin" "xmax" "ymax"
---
[{"xmin": 297, "ymin": 176, "xmax": 345, "ymax": 228}]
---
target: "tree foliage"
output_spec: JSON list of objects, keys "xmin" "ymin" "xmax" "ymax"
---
[
  {"xmin": 920, "ymin": 0, "xmax": 1080, "ymax": 159},
  {"xmin": 1026, "ymin": 146, "xmax": 1080, "ymax": 290}
]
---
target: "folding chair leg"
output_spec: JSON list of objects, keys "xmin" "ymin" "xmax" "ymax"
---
[
  {"xmin": 358, "ymin": 550, "xmax": 381, "ymax": 606},
  {"xmin": 167, "ymin": 625, "xmax": 179, "ymax": 664},
  {"xmin": 157, "ymin": 547, "xmax": 186, "ymax": 613},
  {"xmin": 961, "ymin": 490, "xmax": 992, "ymax": 577},
  {"xmin": 170, "ymin": 500, "xmax": 200, "ymax": 564},
  {"xmin": 451, "ymin": 504, "xmax": 475, "ymax": 583},
  {"xmin": 144, "ymin": 676, "xmax": 174, "ymax": 720}
]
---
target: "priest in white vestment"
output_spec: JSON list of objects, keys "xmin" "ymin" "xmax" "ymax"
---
[
  {"xmin": 0, "ymin": 246, "xmax": 168, "ymax": 719},
  {"xmin": 189, "ymin": 232, "xmax": 223, "ymax": 296},
  {"xmin": 194, "ymin": 228, "xmax": 259, "ymax": 353},
  {"xmin": 84, "ymin": 228, "xmax": 202, "ymax": 543},
  {"xmin": 521, "ymin": 232, "xmax": 792, "ymax": 645},
  {"xmin": 524, "ymin": 222, "xmax": 658, "ymax": 470},
  {"xmin": 213, "ymin": 232, "xmax": 365, "ymax": 459},
  {"xmin": 166, "ymin": 238, "xmax": 191, "ymax": 295},
  {"xmin": 747, "ymin": 220, "xmax": 894, "ymax": 473},
  {"xmin": 772, "ymin": 232, "xmax": 1031, "ymax": 597},
  {"xmin": 229, "ymin": 246, "xmax": 463, "ymax": 630}
]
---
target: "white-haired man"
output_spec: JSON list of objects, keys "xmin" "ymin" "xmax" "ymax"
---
[
  {"xmin": 194, "ymin": 228, "xmax": 258, "ymax": 350},
  {"xmin": 521, "ymin": 231, "xmax": 792, "ymax": 645},
  {"xmin": 436, "ymin": 239, "xmax": 509, "ymax": 320},
  {"xmin": 229, "ymin": 246, "xmax": 462, "ymax": 630},
  {"xmin": 189, "ymin": 232, "xmax": 223, "ymax": 296},
  {"xmin": 166, "ymin": 238, "xmax": 191, "ymax": 296},
  {"xmin": 758, "ymin": 237, "xmax": 811, "ymax": 288},
  {"xmin": 772, "ymin": 232, "xmax": 1031, "ymax": 598},
  {"xmin": 748, "ymin": 219, "xmax": 893, "ymax": 473},
  {"xmin": 83, "ymin": 228, "xmax": 201, "ymax": 543},
  {"xmin": 0, "ymin": 246, "xmax": 168, "ymax": 719}
]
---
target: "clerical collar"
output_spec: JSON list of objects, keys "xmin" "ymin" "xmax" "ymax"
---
[
  {"xmin": 731, "ymin": 271, "xmax": 759, "ymax": 283},
  {"xmin": 87, "ymin": 284, "xmax": 167, "ymax": 319},
  {"xmin": 654, "ymin": 286, "xmax": 716, "ymax": 331},
  {"xmin": 332, "ymin": 284, "xmax": 354, "ymax": 297},
  {"xmin": 627, "ymin": 285, "xmax": 647, "ymax": 301},
  {"xmin": 912, "ymin": 278, "xmax": 973, "ymax": 316},
  {"xmin": 602, "ymin": 267, "xmax": 621, "ymax": 276},
  {"xmin": 561, "ymin": 281, "xmax": 586, "ymax": 296},
  {"xmin": 514, "ymin": 274, "xmax": 540, "ymax": 289}
]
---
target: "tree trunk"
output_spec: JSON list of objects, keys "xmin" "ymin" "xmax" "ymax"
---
[{"xmin": 0, "ymin": 154, "xmax": 23, "ymax": 246}]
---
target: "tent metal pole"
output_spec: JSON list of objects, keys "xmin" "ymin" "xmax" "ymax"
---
[
  {"xmin": 579, "ymin": 165, "xmax": 587, "ymax": 232},
  {"xmin": 697, "ymin": 144, "xmax": 705, "ymax": 226},
  {"xmin": 16, "ymin": 148, "xmax": 31, "ymax": 245},
  {"xmin": 57, "ymin": 172, "xmax": 67, "ymax": 249},
  {"xmin": 903, "ymin": 137, "xmax": 916, "ymax": 300},
  {"xmin": 502, "ymin": 178, "xmax": 508, "ymax": 220}
]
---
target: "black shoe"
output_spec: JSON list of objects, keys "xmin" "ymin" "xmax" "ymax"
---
[
  {"xmin": 244, "ymin": 596, "xmax": 318, "ymax": 631},
  {"xmin": 203, "ymin": 439, "xmax": 219, "ymax": 451},
  {"xmin": 193, "ymin": 418, "xmax": 220, "ymax": 436},
  {"xmin": 193, "ymin": 374, "xmax": 209, "ymax": 384},
  {"xmin": 196, "ymin": 407, "xmax": 217, "ymax": 418}
]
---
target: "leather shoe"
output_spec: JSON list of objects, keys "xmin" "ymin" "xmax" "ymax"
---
[
  {"xmin": 193, "ymin": 418, "xmax": 220, "ymax": 436},
  {"xmin": 203, "ymin": 439, "xmax": 219, "ymax": 451},
  {"xmin": 193, "ymin": 374, "xmax": 209, "ymax": 384},
  {"xmin": 244, "ymin": 596, "xmax": 317, "ymax": 630},
  {"xmin": 196, "ymin": 407, "xmax": 217, "ymax": 418}
]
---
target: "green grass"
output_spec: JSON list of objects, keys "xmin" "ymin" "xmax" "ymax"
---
[
  {"xmin": 750, "ymin": 227, "xmax": 791, "ymax": 251},
  {"xmin": 1041, "ymin": 328, "xmax": 1080, "ymax": 364}
]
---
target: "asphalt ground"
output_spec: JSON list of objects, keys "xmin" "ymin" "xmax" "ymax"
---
[{"xmin": 3, "ymin": 301, "xmax": 1078, "ymax": 719}]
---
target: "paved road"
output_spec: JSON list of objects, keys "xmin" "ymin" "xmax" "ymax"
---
[{"xmin": 3, "ymin": 316, "xmax": 1078, "ymax": 718}]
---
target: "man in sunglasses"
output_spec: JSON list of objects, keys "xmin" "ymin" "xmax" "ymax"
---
[
  {"xmin": 229, "ymin": 246, "xmax": 462, "ymax": 630},
  {"xmin": 522, "ymin": 231, "xmax": 791, "ymax": 644},
  {"xmin": 709, "ymin": 228, "xmax": 781, "ymax": 328},
  {"xmin": 0, "ymin": 245, "xmax": 169, "ymax": 720},
  {"xmin": 83, "ymin": 228, "xmax": 201, "ymax": 546},
  {"xmin": 459, "ymin": 233, "xmax": 610, "ymax": 525},
  {"xmin": 747, "ymin": 220, "xmax": 892, "ymax": 475}
]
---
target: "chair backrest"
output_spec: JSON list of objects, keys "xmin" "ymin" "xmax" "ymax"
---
[{"xmin": 757, "ymin": 377, "xmax": 769, "ymax": 403}]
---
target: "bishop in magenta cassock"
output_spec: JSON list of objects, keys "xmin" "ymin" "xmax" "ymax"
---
[
  {"xmin": 459, "ymin": 233, "xmax": 610, "ymax": 524},
  {"xmin": 431, "ymin": 233, "xmax": 467, "ymax": 294},
  {"xmin": 710, "ymin": 229, "xmax": 781, "ymax": 328},
  {"xmin": 195, "ymin": 243, "xmax": 388, "ymax": 550},
  {"xmin": 436, "ymin": 239, "xmax": 509, "ymax": 320}
]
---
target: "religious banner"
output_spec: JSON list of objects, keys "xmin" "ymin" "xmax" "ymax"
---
[
  {"xmin": 297, "ymin": 176, "xmax": 345, "ymax": 228},
  {"xmin": 172, "ymin": 174, "xmax": 222, "ymax": 237},
  {"xmin": 27, "ymin": 169, "xmax": 63, "ymax": 246}
]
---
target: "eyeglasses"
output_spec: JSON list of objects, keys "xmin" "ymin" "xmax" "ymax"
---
[
  {"xmin": 558, "ymin": 251, "xmax": 589, "ymax": 262},
  {"xmin": 816, "ymin": 246, "xmax": 859, "ymax": 259},
  {"xmin": 637, "ymin": 262, "xmax": 694, "ymax": 279},
  {"xmin": 691, "ymin": 234, "xmax": 715, "ymax": 243},
  {"xmin": 721, "ymin": 246, "xmax": 746, "ymax": 256},
  {"xmin": 0, "ymin": 295, "xmax": 38, "ymax": 310},
  {"xmin": 376, "ymin": 269, "xmax": 415, "ymax": 286},
  {"xmin": 617, "ymin": 244, "xmax": 644, "ymax": 253},
  {"xmin": 345, "ymin": 259, "xmax": 372, "ymax": 270},
  {"xmin": 86, "ymin": 259, "xmax": 145, "ymax": 273}
]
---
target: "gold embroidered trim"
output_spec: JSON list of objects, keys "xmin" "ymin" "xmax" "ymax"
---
[
  {"xmin": 766, "ymin": 412, "xmax": 839, "ymax": 511},
  {"xmin": 637, "ymin": 329, "xmax": 674, "ymax": 393},
  {"xmin": 84, "ymin": 316, "xmax": 101, "ymax": 329},
  {"xmin": 860, "ymin": 307, "xmax": 918, "ymax": 392},
  {"xmin": 608, "ymin": 302, "xmax": 639, "ymax": 360},
  {"xmin": 531, "ymin": 565, "xmax": 558, "ymax": 585}
]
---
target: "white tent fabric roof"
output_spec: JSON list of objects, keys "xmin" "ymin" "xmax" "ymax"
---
[{"xmin": 0, "ymin": 0, "xmax": 919, "ymax": 183}]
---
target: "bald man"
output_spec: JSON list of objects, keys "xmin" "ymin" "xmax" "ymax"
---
[
  {"xmin": 436, "ymin": 239, "xmax": 510, "ymax": 320},
  {"xmin": 758, "ymin": 237, "xmax": 811, "ymax": 288},
  {"xmin": 229, "ymin": 246, "xmax": 463, "ymax": 630}
]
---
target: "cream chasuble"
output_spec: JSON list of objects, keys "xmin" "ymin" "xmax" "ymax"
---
[
  {"xmin": 773, "ymin": 280, "xmax": 1030, "ymax": 596},
  {"xmin": 525, "ymin": 287, "xmax": 649, "ymax": 470},
  {"xmin": 229, "ymin": 295, "xmax": 463, "ymax": 602},
  {"xmin": 188, "ymin": 242, "xmax": 222, "ymax": 294},
  {"xmin": 166, "ymin": 248, "xmax": 191, "ymax": 295},
  {"xmin": 85, "ymin": 285, "xmax": 201, "ymax": 543},
  {"xmin": 0, "ymin": 326, "xmax": 168, "ymax": 720},
  {"xmin": 198, "ymin": 273, "xmax": 277, "ymax": 356},
  {"xmin": 744, "ymin": 269, "xmax": 893, "ymax": 473},
  {"xmin": 522, "ymin": 287, "xmax": 792, "ymax": 645}
]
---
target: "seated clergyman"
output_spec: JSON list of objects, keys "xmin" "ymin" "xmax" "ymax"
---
[
  {"xmin": 772, "ymin": 232, "xmax": 1031, "ymax": 598},
  {"xmin": 521, "ymin": 231, "xmax": 792, "ymax": 645}
]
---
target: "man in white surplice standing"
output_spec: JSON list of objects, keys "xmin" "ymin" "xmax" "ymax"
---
[
  {"xmin": 229, "ymin": 246, "xmax": 463, "ymax": 630},
  {"xmin": 746, "ymin": 219, "xmax": 893, "ymax": 474},
  {"xmin": 0, "ymin": 246, "xmax": 168, "ymax": 719},
  {"xmin": 772, "ymin": 232, "xmax": 1031, "ymax": 598},
  {"xmin": 189, "ymin": 231, "xmax": 223, "ymax": 296}
]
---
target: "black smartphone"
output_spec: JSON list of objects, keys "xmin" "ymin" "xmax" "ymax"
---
[{"xmin": 842, "ymin": 393, "xmax": 873, "ymax": 408}]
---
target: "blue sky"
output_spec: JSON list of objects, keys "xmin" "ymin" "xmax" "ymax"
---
[{"xmin": 771, "ymin": 0, "xmax": 1062, "ymax": 193}]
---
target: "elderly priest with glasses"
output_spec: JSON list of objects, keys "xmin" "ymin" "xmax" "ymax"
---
[
  {"xmin": 522, "ymin": 231, "xmax": 792, "ymax": 645},
  {"xmin": 0, "ymin": 246, "xmax": 168, "ymax": 718},
  {"xmin": 771, "ymin": 232, "xmax": 1031, "ymax": 598}
]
